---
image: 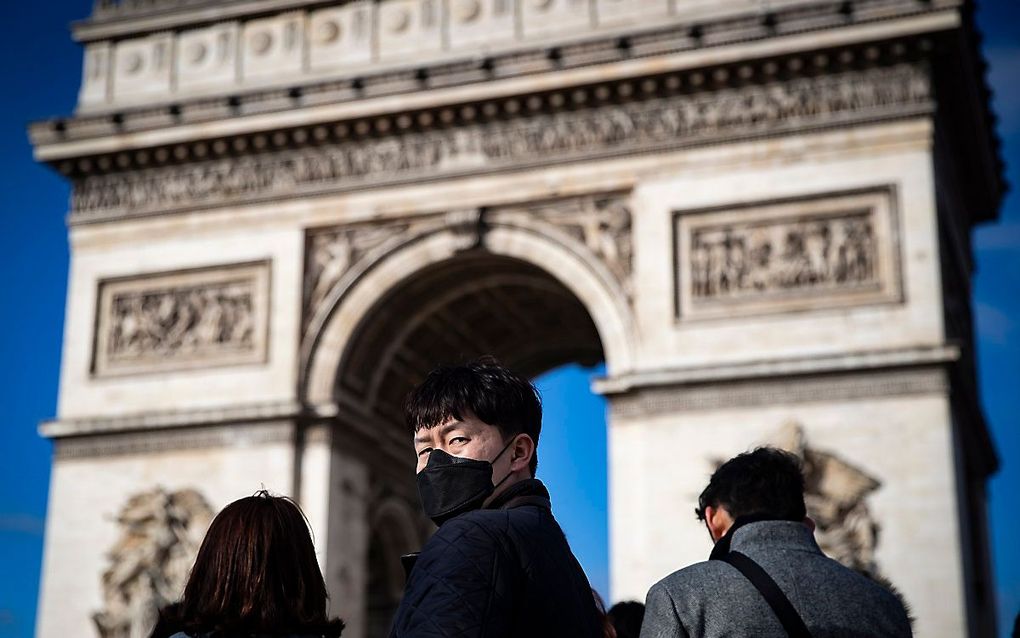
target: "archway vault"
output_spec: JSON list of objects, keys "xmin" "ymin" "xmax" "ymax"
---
[
  {"xmin": 340, "ymin": 254, "xmax": 604, "ymax": 425},
  {"xmin": 302, "ymin": 194, "xmax": 637, "ymax": 420}
]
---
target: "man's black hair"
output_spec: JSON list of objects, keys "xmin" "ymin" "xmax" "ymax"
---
[
  {"xmin": 695, "ymin": 447, "xmax": 807, "ymax": 522},
  {"xmin": 607, "ymin": 601, "xmax": 646, "ymax": 638},
  {"xmin": 404, "ymin": 357, "xmax": 542, "ymax": 475}
]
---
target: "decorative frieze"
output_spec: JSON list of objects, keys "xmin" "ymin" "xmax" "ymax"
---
[
  {"xmin": 302, "ymin": 216, "xmax": 451, "ymax": 332},
  {"xmin": 93, "ymin": 261, "xmax": 270, "ymax": 376},
  {"xmin": 490, "ymin": 194, "xmax": 633, "ymax": 298},
  {"xmin": 302, "ymin": 193, "xmax": 632, "ymax": 332},
  {"xmin": 305, "ymin": 223, "xmax": 413, "ymax": 325},
  {"xmin": 675, "ymin": 188, "xmax": 902, "ymax": 320},
  {"xmin": 70, "ymin": 64, "xmax": 931, "ymax": 222}
]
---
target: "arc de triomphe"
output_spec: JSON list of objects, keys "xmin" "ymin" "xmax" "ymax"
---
[{"xmin": 30, "ymin": 1, "xmax": 1002, "ymax": 636}]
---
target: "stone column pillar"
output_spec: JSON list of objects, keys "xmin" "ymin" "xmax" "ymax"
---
[
  {"xmin": 329, "ymin": 448, "xmax": 371, "ymax": 638},
  {"xmin": 301, "ymin": 423, "xmax": 371, "ymax": 638}
]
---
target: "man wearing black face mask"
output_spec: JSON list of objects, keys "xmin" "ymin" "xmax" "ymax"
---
[
  {"xmin": 388, "ymin": 358, "xmax": 604, "ymax": 638},
  {"xmin": 640, "ymin": 447, "xmax": 912, "ymax": 638}
]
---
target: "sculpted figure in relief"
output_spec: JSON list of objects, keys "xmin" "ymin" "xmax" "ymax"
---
[
  {"xmin": 304, "ymin": 223, "xmax": 415, "ymax": 324},
  {"xmin": 528, "ymin": 196, "xmax": 633, "ymax": 297},
  {"xmin": 690, "ymin": 213, "xmax": 879, "ymax": 302},
  {"xmin": 770, "ymin": 422, "xmax": 883, "ymax": 576},
  {"xmin": 93, "ymin": 488, "xmax": 213, "ymax": 638},
  {"xmin": 73, "ymin": 66, "xmax": 930, "ymax": 220},
  {"xmin": 107, "ymin": 282, "xmax": 255, "ymax": 362}
]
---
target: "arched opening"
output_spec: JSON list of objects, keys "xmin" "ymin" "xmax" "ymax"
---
[
  {"xmin": 328, "ymin": 250, "xmax": 609, "ymax": 637},
  {"xmin": 336, "ymin": 253, "xmax": 603, "ymax": 424},
  {"xmin": 366, "ymin": 499, "xmax": 421, "ymax": 637}
]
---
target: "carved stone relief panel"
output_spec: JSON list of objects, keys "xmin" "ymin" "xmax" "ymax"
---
[
  {"xmin": 303, "ymin": 218, "xmax": 439, "ymax": 331},
  {"xmin": 93, "ymin": 487, "xmax": 213, "ymax": 638},
  {"xmin": 302, "ymin": 194, "xmax": 632, "ymax": 338},
  {"xmin": 93, "ymin": 261, "xmax": 270, "ymax": 376},
  {"xmin": 675, "ymin": 188, "xmax": 902, "ymax": 320},
  {"xmin": 490, "ymin": 194, "xmax": 634, "ymax": 299},
  {"xmin": 70, "ymin": 65, "xmax": 931, "ymax": 221}
]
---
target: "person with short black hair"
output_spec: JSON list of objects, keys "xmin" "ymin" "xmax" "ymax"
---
[
  {"xmin": 151, "ymin": 491, "xmax": 344, "ymax": 638},
  {"xmin": 640, "ymin": 447, "xmax": 912, "ymax": 638},
  {"xmin": 608, "ymin": 601, "xmax": 646, "ymax": 638},
  {"xmin": 389, "ymin": 357, "xmax": 603, "ymax": 638},
  {"xmin": 695, "ymin": 445, "xmax": 807, "ymax": 525}
]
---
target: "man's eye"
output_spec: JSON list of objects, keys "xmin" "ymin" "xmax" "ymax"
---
[
  {"xmin": 417, "ymin": 448, "xmax": 433, "ymax": 458},
  {"xmin": 449, "ymin": 437, "xmax": 468, "ymax": 445}
]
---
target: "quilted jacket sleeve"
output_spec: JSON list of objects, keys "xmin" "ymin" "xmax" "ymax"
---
[{"xmin": 390, "ymin": 514, "xmax": 520, "ymax": 638}]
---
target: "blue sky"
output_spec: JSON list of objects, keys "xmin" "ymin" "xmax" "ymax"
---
[{"xmin": 0, "ymin": 1, "xmax": 1017, "ymax": 636}]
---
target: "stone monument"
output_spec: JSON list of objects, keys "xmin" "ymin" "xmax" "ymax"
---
[{"xmin": 30, "ymin": 0, "xmax": 1003, "ymax": 636}]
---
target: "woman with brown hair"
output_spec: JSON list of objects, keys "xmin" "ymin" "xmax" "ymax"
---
[{"xmin": 151, "ymin": 491, "xmax": 345, "ymax": 638}]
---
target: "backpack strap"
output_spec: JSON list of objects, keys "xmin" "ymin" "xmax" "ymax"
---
[{"xmin": 717, "ymin": 551, "xmax": 813, "ymax": 638}]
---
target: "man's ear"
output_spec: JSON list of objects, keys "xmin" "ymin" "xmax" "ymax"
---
[
  {"xmin": 704, "ymin": 505, "xmax": 734, "ymax": 542},
  {"xmin": 509, "ymin": 434, "xmax": 535, "ymax": 473}
]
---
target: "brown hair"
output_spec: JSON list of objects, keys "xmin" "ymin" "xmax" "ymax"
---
[
  {"xmin": 592, "ymin": 589, "xmax": 617, "ymax": 638},
  {"xmin": 156, "ymin": 490, "xmax": 344, "ymax": 637}
]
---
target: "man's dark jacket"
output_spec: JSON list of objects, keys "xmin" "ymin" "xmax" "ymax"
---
[{"xmin": 389, "ymin": 478, "xmax": 603, "ymax": 638}]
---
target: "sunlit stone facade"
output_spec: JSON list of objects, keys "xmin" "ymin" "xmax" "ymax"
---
[{"xmin": 30, "ymin": 1, "xmax": 1003, "ymax": 636}]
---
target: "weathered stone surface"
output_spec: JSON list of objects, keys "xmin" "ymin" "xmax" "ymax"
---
[
  {"xmin": 93, "ymin": 261, "xmax": 270, "ymax": 376},
  {"xmin": 32, "ymin": 1, "xmax": 999, "ymax": 637},
  {"xmin": 70, "ymin": 65, "xmax": 930, "ymax": 222},
  {"xmin": 93, "ymin": 488, "xmax": 213, "ymax": 638}
]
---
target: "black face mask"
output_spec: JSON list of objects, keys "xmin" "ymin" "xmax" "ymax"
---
[{"xmin": 416, "ymin": 439, "xmax": 515, "ymax": 526}]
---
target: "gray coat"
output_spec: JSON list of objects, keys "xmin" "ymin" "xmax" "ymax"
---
[{"xmin": 640, "ymin": 521, "xmax": 912, "ymax": 638}]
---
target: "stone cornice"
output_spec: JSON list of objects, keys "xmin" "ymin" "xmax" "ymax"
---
[
  {"xmin": 65, "ymin": 54, "xmax": 934, "ymax": 224},
  {"xmin": 594, "ymin": 345, "xmax": 961, "ymax": 395},
  {"xmin": 32, "ymin": 0, "xmax": 957, "ymax": 152},
  {"xmin": 40, "ymin": 399, "xmax": 302, "ymax": 439},
  {"xmin": 600, "ymin": 346, "xmax": 960, "ymax": 418},
  {"xmin": 52, "ymin": 421, "xmax": 296, "ymax": 459},
  {"xmin": 608, "ymin": 368, "xmax": 949, "ymax": 418}
]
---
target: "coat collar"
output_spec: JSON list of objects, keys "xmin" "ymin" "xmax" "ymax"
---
[
  {"xmin": 729, "ymin": 520, "xmax": 822, "ymax": 556},
  {"xmin": 487, "ymin": 478, "xmax": 551, "ymax": 511}
]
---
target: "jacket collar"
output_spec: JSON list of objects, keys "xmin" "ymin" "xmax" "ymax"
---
[
  {"xmin": 486, "ymin": 478, "xmax": 551, "ymax": 511},
  {"xmin": 711, "ymin": 518, "xmax": 821, "ymax": 560},
  {"xmin": 401, "ymin": 478, "xmax": 551, "ymax": 581}
]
